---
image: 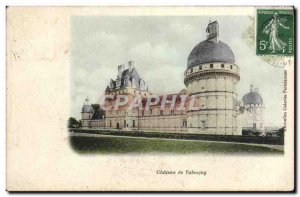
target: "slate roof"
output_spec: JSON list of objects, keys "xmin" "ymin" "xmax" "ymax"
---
[
  {"xmin": 187, "ymin": 40, "xmax": 235, "ymax": 68},
  {"xmin": 81, "ymin": 104, "xmax": 94, "ymax": 113},
  {"xmin": 242, "ymin": 91, "xmax": 263, "ymax": 105}
]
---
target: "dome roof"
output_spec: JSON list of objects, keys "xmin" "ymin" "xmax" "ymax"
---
[
  {"xmin": 187, "ymin": 40, "xmax": 235, "ymax": 68},
  {"xmin": 242, "ymin": 92, "xmax": 263, "ymax": 105},
  {"xmin": 82, "ymin": 104, "xmax": 94, "ymax": 113}
]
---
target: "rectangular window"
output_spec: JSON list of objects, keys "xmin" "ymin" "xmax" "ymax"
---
[
  {"xmin": 230, "ymin": 65, "xmax": 233, "ymax": 69},
  {"xmin": 210, "ymin": 64, "xmax": 213, "ymax": 68},
  {"xmin": 201, "ymin": 121, "xmax": 206, "ymax": 129},
  {"xmin": 253, "ymin": 123, "xmax": 256, "ymax": 129},
  {"xmin": 191, "ymin": 68, "xmax": 193, "ymax": 73},
  {"xmin": 221, "ymin": 64, "xmax": 224, "ymax": 68},
  {"xmin": 199, "ymin": 65, "xmax": 202, "ymax": 70},
  {"xmin": 171, "ymin": 110, "xmax": 174, "ymax": 115},
  {"xmin": 124, "ymin": 120, "xmax": 126, "ymax": 127},
  {"xmin": 183, "ymin": 120, "xmax": 187, "ymax": 128},
  {"xmin": 133, "ymin": 120, "xmax": 135, "ymax": 127}
]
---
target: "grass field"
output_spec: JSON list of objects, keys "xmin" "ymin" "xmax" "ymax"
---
[{"xmin": 69, "ymin": 135, "xmax": 283, "ymax": 154}]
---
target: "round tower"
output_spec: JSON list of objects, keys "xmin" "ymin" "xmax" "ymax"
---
[
  {"xmin": 184, "ymin": 20, "xmax": 240, "ymax": 135},
  {"xmin": 242, "ymin": 84, "xmax": 265, "ymax": 133},
  {"xmin": 81, "ymin": 97, "xmax": 94, "ymax": 128}
]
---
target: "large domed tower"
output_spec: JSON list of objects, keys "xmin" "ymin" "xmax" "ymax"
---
[{"xmin": 184, "ymin": 20, "xmax": 241, "ymax": 135}]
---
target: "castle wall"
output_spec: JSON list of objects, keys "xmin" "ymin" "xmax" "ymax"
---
[{"xmin": 90, "ymin": 102, "xmax": 188, "ymax": 133}]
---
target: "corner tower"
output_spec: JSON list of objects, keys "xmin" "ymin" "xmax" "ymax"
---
[
  {"xmin": 241, "ymin": 84, "xmax": 265, "ymax": 133},
  {"xmin": 81, "ymin": 97, "xmax": 94, "ymax": 128},
  {"xmin": 184, "ymin": 21, "xmax": 241, "ymax": 135}
]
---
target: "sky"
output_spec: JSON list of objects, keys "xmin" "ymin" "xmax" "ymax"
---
[{"xmin": 70, "ymin": 16, "xmax": 284, "ymax": 127}]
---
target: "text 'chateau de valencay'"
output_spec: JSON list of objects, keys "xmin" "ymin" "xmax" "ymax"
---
[{"xmin": 80, "ymin": 21, "xmax": 265, "ymax": 135}]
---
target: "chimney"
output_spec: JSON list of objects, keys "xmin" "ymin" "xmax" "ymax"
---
[
  {"xmin": 250, "ymin": 84, "xmax": 254, "ymax": 92},
  {"xmin": 128, "ymin": 60, "xmax": 134, "ymax": 72},
  {"xmin": 118, "ymin": 64, "xmax": 125, "ymax": 77},
  {"xmin": 254, "ymin": 88, "xmax": 259, "ymax": 93},
  {"xmin": 206, "ymin": 20, "xmax": 219, "ymax": 43}
]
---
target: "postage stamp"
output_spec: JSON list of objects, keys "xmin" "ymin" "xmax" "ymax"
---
[{"xmin": 256, "ymin": 9, "xmax": 294, "ymax": 55}]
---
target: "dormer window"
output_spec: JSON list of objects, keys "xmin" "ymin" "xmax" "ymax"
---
[
  {"xmin": 110, "ymin": 82, "xmax": 114, "ymax": 88},
  {"xmin": 210, "ymin": 64, "xmax": 213, "ymax": 68},
  {"xmin": 221, "ymin": 64, "xmax": 224, "ymax": 68},
  {"xmin": 199, "ymin": 65, "xmax": 202, "ymax": 70},
  {"xmin": 230, "ymin": 65, "xmax": 233, "ymax": 69}
]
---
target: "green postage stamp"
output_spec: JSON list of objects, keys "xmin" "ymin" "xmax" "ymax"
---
[{"xmin": 256, "ymin": 9, "xmax": 294, "ymax": 55}]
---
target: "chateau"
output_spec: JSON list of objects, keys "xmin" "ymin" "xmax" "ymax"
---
[{"xmin": 80, "ymin": 20, "xmax": 265, "ymax": 135}]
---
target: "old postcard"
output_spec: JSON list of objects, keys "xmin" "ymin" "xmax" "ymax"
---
[{"xmin": 6, "ymin": 6, "xmax": 294, "ymax": 191}]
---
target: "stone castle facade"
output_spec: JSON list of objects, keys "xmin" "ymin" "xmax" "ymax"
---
[{"xmin": 80, "ymin": 20, "xmax": 265, "ymax": 135}]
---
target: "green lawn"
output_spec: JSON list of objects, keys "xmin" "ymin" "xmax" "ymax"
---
[{"xmin": 69, "ymin": 135, "xmax": 283, "ymax": 154}]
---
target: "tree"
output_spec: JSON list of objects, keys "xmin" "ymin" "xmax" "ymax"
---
[
  {"xmin": 91, "ymin": 104, "xmax": 100, "ymax": 111},
  {"xmin": 78, "ymin": 120, "xmax": 82, "ymax": 128},
  {"xmin": 68, "ymin": 117, "xmax": 79, "ymax": 128},
  {"xmin": 277, "ymin": 127, "xmax": 285, "ymax": 137}
]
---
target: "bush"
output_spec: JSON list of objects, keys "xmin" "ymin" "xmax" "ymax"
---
[{"xmin": 69, "ymin": 129, "xmax": 284, "ymax": 145}]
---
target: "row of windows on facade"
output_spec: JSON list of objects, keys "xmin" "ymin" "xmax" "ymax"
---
[
  {"xmin": 109, "ymin": 120, "xmax": 213, "ymax": 130},
  {"xmin": 245, "ymin": 104, "xmax": 263, "ymax": 107},
  {"xmin": 89, "ymin": 119, "xmax": 244, "ymax": 129},
  {"xmin": 108, "ymin": 90, "xmax": 148, "ymax": 96},
  {"xmin": 107, "ymin": 109, "xmax": 181, "ymax": 117},
  {"xmin": 88, "ymin": 108, "xmax": 240, "ymax": 120},
  {"xmin": 186, "ymin": 64, "xmax": 234, "ymax": 76},
  {"xmin": 107, "ymin": 119, "xmax": 193, "ymax": 129}
]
